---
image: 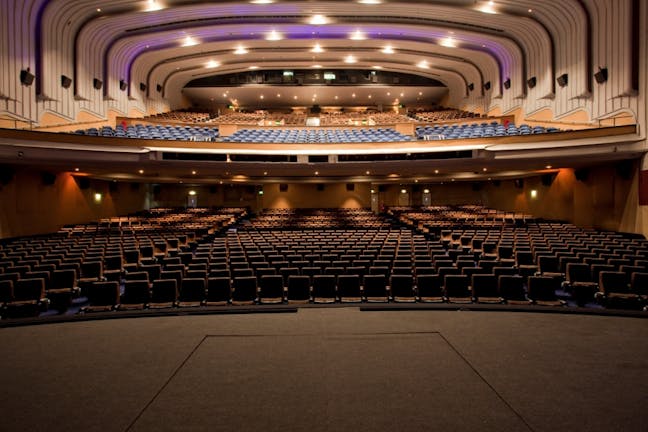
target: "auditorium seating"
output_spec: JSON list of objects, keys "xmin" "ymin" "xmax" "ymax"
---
[
  {"xmin": 1, "ymin": 205, "xmax": 647, "ymax": 320},
  {"xmin": 74, "ymin": 124, "xmax": 219, "ymax": 141},
  {"xmin": 222, "ymin": 127, "xmax": 412, "ymax": 143},
  {"xmin": 410, "ymin": 108, "xmax": 484, "ymax": 123},
  {"xmin": 144, "ymin": 110, "xmax": 214, "ymax": 124},
  {"xmin": 415, "ymin": 122, "xmax": 561, "ymax": 140}
]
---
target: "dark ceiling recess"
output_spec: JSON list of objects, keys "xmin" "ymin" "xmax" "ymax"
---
[{"xmin": 185, "ymin": 70, "xmax": 446, "ymax": 88}]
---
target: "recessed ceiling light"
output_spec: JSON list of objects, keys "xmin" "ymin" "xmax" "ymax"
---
[
  {"xmin": 265, "ymin": 30, "xmax": 283, "ymax": 41},
  {"xmin": 358, "ymin": 0, "xmax": 382, "ymax": 3},
  {"xmin": 400, "ymin": 92, "xmax": 404, "ymax": 97},
  {"xmin": 205, "ymin": 60, "xmax": 219, "ymax": 68},
  {"xmin": 372, "ymin": 65, "xmax": 383, "ymax": 69},
  {"xmin": 366, "ymin": 171, "xmax": 370, "ymax": 175},
  {"xmin": 260, "ymin": 95, "xmax": 264, "ymax": 99},
  {"xmin": 309, "ymin": 15, "xmax": 329, "ymax": 25},
  {"xmin": 440, "ymin": 37, "xmax": 457, "ymax": 48},
  {"xmin": 138, "ymin": 169, "xmax": 144, "ymax": 174},
  {"xmin": 315, "ymin": 171, "xmax": 319, "ymax": 175},
  {"xmin": 248, "ymin": 65, "xmax": 259, "ymax": 69},
  {"xmin": 74, "ymin": 168, "xmax": 79, "ymax": 172},
  {"xmin": 192, "ymin": 170, "xmax": 197, "ymax": 175},
  {"xmin": 234, "ymin": 46, "xmax": 249, "ymax": 55},
  {"xmin": 418, "ymin": 91, "xmax": 423, "ymax": 96},
  {"xmin": 223, "ymin": 93, "xmax": 227, "ymax": 97},
  {"xmin": 181, "ymin": 36, "xmax": 198, "ymax": 47},
  {"xmin": 312, "ymin": 64, "xmax": 323, "ymax": 68},
  {"xmin": 144, "ymin": 0, "xmax": 164, "ymax": 12},
  {"xmin": 311, "ymin": 44, "xmax": 325, "ymax": 53},
  {"xmin": 96, "ymin": 8, "xmax": 101, "ymax": 12},
  {"xmin": 434, "ymin": 169, "xmax": 439, "ymax": 174},
  {"xmin": 349, "ymin": 30, "xmax": 366, "ymax": 40},
  {"xmin": 417, "ymin": 60, "xmax": 430, "ymax": 69},
  {"xmin": 381, "ymin": 45, "xmax": 395, "ymax": 54},
  {"xmin": 483, "ymin": 167, "xmax": 488, "ymax": 171},
  {"xmin": 546, "ymin": 165, "xmax": 552, "ymax": 169},
  {"xmin": 250, "ymin": 0, "xmax": 274, "ymax": 3},
  {"xmin": 294, "ymin": 95, "xmax": 298, "ymax": 99},
  {"xmin": 277, "ymin": 93, "xmax": 281, "ymax": 97},
  {"xmin": 352, "ymin": 93, "xmax": 356, "ymax": 97},
  {"xmin": 344, "ymin": 55, "xmax": 357, "ymax": 63},
  {"xmin": 368, "ymin": 95, "xmax": 372, "ymax": 99},
  {"xmin": 334, "ymin": 95, "xmax": 338, "ymax": 99},
  {"xmin": 264, "ymin": 171, "xmax": 268, "ymax": 175}
]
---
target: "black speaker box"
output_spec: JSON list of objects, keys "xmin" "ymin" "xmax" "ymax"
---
[
  {"xmin": 346, "ymin": 183, "xmax": 355, "ymax": 191},
  {"xmin": 279, "ymin": 183, "xmax": 288, "ymax": 192},
  {"xmin": 93, "ymin": 78, "xmax": 102, "ymax": 90},
  {"xmin": 378, "ymin": 185, "xmax": 387, "ymax": 192},
  {"xmin": 574, "ymin": 169, "xmax": 589, "ymax": 182},
  {"xmin": 139, "ymin": 83, "xmax": 147, "ymax": 92},
  {"xmin": 77, "ymin": 177, "xmax": 90, "ymax": 190},
  {"xmin": 156, "ymin": 84, "xmax": 162, "ymax": 93},
  {"xmin": 61, "ymin": 75, "xmax": 72, "ymax": 89},
  {"xmin": 472, "ymin": 182, "xmax": 482, "ymax": 191},
  {"xmin": 514, "ymin": 179, "xmax": 524, "ymax": 189},
  {"xmin": 483, "ymin": 81, "xmax": 491, "ymax": 91},
  {"xmin": 209, "ymin": 186, "xmax": 218, "ymax": 194},
  {"xmin": 556, "ymin": 73, "xmax": 568, "ymax": 87},
  {"xmin": 616, "ymin": 160, "xmax": 633, "ymax": 180},
  {"xmin": 412, "ymin": 185, "xmax": 421, "ymax": 193},
  {"xmin": 119, "ymin": 80, "xmax": 128, "ymax": 91},
  {"xmin": 20, "ymin": 69, "xmax": 34, "ymax": 86},
  {"xmin": 41, "ymin": 172, "xmax": 56, "ymax": 186},
  {"xmin": 492, "ymin": 180, "xmax": 501, "ymax": 187},
  {"xmin": 153, "ymin": 184, "xmax": 161, "ymax": 195},
  {"xmin": 130, "ymin": 182, "xmax": 140, "ymax": 191},
  {"xmin": 527, "ymin": 77, "xmax": 537, "ymax": 89},
  {"xmin": 541, "ymin": 173, "xmax": 557, "ymax": 186},
  {"xmin": 594, "ymin": 67, "xmax": 608, "ymax": 84},
  {"xmin": 503, "ymin": 79, "xmax": 511, "ymax": 89},
  {"xmin": 109, "ymin": 181, "xmax": 119, "ymax": 192},
  {"xmin": 0, "ymin": 166, "xmax": 15, "ymax": 185},
  {"xmin": 317, "ymin": 184, "xmax": 325, "ymax": 191}
]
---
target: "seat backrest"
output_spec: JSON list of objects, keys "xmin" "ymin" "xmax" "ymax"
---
[
  {"xmin": 122, "ymin": 280, "xmax": 151, "ymax": 304},
  {"xmin": 527, "ymin": 276, "xmax": 559, "ymax": 301},
  {"xmin": 472, "ymin": 274, "xmax": 498, "ymax": 298},
  {"xmin": 630, "ymin": 272, "xmax": 648, "ymax": 295},
  {"xmin": 180, "ymin": 278, "xmax": 206, "ymax": 302},
  {"xmin": 14, "ymin": 278, "xmax": 45, "ymax": 301},
  {"xmin": 599, "ymin": 271, "xmax": 630, "ymax": 294},
  {"xmin": 566, "ymin": 263, "xmax": 592, "ymax": 283},
  {"xmin": 498, "ymin": 275, "xmax": 526, "ymax": 301},
  {"xmin": 0, "ymin": 279, "xmax": 14, "ymax": 303},
  {"xmin": 151, "ymin": 279, "xmax": 178, "ymax": 303}
]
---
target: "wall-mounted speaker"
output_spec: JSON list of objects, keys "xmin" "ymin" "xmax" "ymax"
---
[
  {"xmin": 209, "ymin": 185, "xmax": 218, "ymax": 194},
  {"xmin": 279, "ymin": 183, "xmax": 288, "ymax": 192},
  {"xmin": 119, "ymin": 80, "xmax": 128, "ymax": 91},
  {"xmin": 156, "ymin": 84, "xmax": 162, "ymax": 93},
  {"xmin": 139, "ymin": 83, "xmax": 147, "ymax": 92},
  {"xmin": 317, "ymin": 184, "xmax": 325, "ymax": 191},
  {"xmin": 109, "ymin": 181, "xmax": 119, "ymax": 192},
  {"xmin": 574, "ymin": 168, "xmax": 589, "ymax": 182},
  {"xmin": 346, "ymin": 183, "xmax": 355, "ymax": 191},
  {"xmin": 93, "ymin": 78, "xmax": 102, "ymax": 90},
  {"xmin": 541, "ymin": 173, "xmax": 557, "ymax": 187},
  {"xmin": 0, "ymin": 166, "xmax": 15, "ymax": 185},
  {"xmin": 76, "ymin": 177, "xmax": 90, "ymax": 190},
  {"xmin": 467, "ymin": 83, "xmax": 474, "ymax": 91},
  {"xmin": 483, "ymin": 81, "xmax": 491, "ymax": 91},
  {"xmin": 503, "ymin": 78, "xmax": 511, "ymax": 90},
  {"xmin": 527, "ymin": 77, "xmax": 537, "ymax": 89},
  {"xmin": 378, "ymin": 185, "xmax": 387, "ymax": 192},
  {"xmin": 514, "ymin": 179, "xmax": 524, "ymax": 189},
  {"xmin": 471, "ymin": 182, "xmax": 483, "ymax": 191},
  {"xmin": 616, "ymin": 160, "xmax": 633, "ymax": 180},
  {"xmin": 41, "ymin": 172, "xmax": 56, "ymax": 186},
  {"xmin": 412, "ymin": 185, "xmax": 421, "ymax": 193},
  {"xmin": 492, "ymin": 179, "xmax": 501, "ymax": 187},
  {"xmin": 61, "ymin": 75, "xmax": 72, "ymax": 89},
  {"xmin": 153, "ymin": 184, "xmax": 161, "ymax": 195},
  {"xmin": 556, "ymin": 73, "xmax": 568, "ymax": 87},
  {"xmin": 130, "ymin": 182, "xmax": 140, "ymax": 191},
  {"xmin": 310, "ymin": 104, "xmax": 321, "ymax": 114},
  {"xmin": 20, "ymin": 69, "xmax": 34, "ymax": 86},
  {"xmin": 594, "ymin": 67, "xmax": 608, "ymax": 84}
]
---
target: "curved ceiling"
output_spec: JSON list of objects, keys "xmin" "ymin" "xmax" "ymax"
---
[{"xmin": 32, "ymin": 0, "xmax": 594, "ymax": 106}]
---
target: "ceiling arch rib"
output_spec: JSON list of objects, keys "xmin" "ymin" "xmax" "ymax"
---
[
  {"xmin": 72, "ymin": 4, "xmax": 545, "ymax": 99},
  {"xmin": 117, "ymin": 23, "xmax": 518, "ymax": 103}
]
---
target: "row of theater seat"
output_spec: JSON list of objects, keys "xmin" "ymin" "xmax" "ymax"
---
[
  {"xmin": 222, "ymin": 128, "xmax": 412, "ymax": 143},
  {"xmin": 415, "ymin": 122, "xmax": 561, "ymax": 140},
  {"xmin": 73, "ymin": 124, "xmax": 219, "ymax": 141}
]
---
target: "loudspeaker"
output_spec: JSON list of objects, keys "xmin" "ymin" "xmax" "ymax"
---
[
  {"xmin": 20, "ymin": 69, "xmax": 35, "ymax": 86},
  {"xmin": 317, "ymin": 184, "xmax": 325, "ymax": 191},
  {"xmin": 556, "ymin": 73, "xmax": 568, "ymax": 87},
  {"xmin": 483, "ymin": 81, "xmax": 491, "ymax": 91},
  {"xmin": 514, "ymin": 179, "xmax": 524, "ymax": 189},
  {"xmin": 130, "ymin": 182, "xmax": 140, "ymax": 191},
  {"xmin": 378, "ymin": 185, "xmax": 387, "ymax": 192},
  {"xmin": 93, "ymin": 78, "xmax": 102, "ymax": 90},
  {"xmin": 139, "ymin": 83, "xmax": 147, "ymax": 92},
  {"xmin": 61, "ymin": 75, "xmax": 72, "ymax": 89},
  {"xmin": 153, "ymin": 184, "xmax": 161, "ymax": 195},
  {"xmin": 412, "ymin": 185, "xmax": 421, "ymax": 193},
  {"xmin": 41, "ymin": 172, "xmax": 56, "ymax": 186},
  {"xmin": 471, "ymin": 182, "xmax": 482, "ymax": 191},
  {"xmin": 467, "ymin": 83, "xmax": 474, "ymax": 91},
  {"xmin": 310, "ymin": 104, "xmax": 321, "ymax": 114},
  {"xmin": 574, "ymin": 168, "xmax": 589, "ymax": 182},
  {"xmin": 156, "ymin": 84, "xmax": 162, "ymax": 93},
  {"xmin": 109, "ymin": 181, "xmax": 119, "ymax": 192},
  {"xmin": 594, "ymin": 67, "xmax": 608, "ymax": 84},
  {"xmin": 492, "ymin": 179, "xmax": 501, "ymax": 187},
  {"xmin": 76, "ymin": 177, "xmax": 90, "ymax": 190},
  {"xmin": 0, "ymin": 166, "xmax": 15, "ymax": 185},
  {"xmin": 346, "ymin": 183, "xmax": 355, "ymax": 191},
  {"xmin": 616, "ymin": 160, "xmax": 633, "ymax": 180},
  {"xmin": 527, "ymin": 77, "xmax": 537, "ymax": 89},
  {"xmin": 503, "ymin": 78, "xmax": 511, "ymax": 90},
  {"xmin": 279, "ymin": 183, "xmax": 288, "ymax": 192},
  {"xmin": 119, "ymin": 80, "xmax": 128, "ymax": 91},
  {"xmin": 541, "ymin": 173, "xmax": 557, "ymax": 187},
  {"xmin": 209, "ymin": 185, "xmax": 218, "ymax": 194}
]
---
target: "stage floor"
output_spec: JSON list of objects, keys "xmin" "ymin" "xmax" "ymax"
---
[{"xmin": 1, "ymin": 308, "xmax": 646, "ymax": 431}]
